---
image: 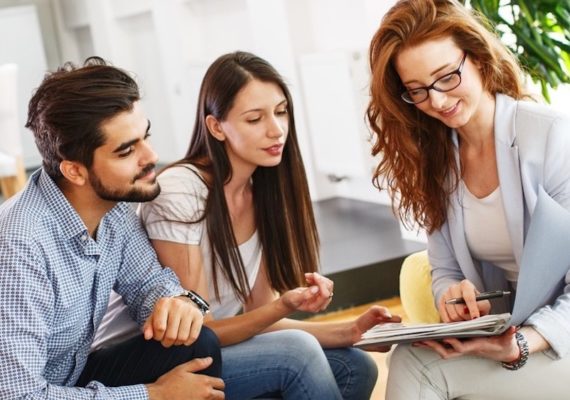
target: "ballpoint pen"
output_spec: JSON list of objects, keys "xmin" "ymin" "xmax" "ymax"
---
[{"xmin": 445, "ymin": 290, "xmax": 511, "ymax": 305}]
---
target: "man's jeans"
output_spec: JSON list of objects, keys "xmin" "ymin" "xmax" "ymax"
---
[{"xmin": 221, "ymin": 329, "xmax": 378, "ymax": 400}]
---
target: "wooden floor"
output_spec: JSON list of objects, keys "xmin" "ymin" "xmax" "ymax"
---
[{"xmin": 306, "ymin": 297, "xmax": 407, "ymax": 400}]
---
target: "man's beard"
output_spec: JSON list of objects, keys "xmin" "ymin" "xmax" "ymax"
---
[{"xmin": 88, "ymin": 164, "xmax": 161, "ymax": 203}]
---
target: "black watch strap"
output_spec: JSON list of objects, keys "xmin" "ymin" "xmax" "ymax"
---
[{"xmin": 175, "ymin": 290, "xmax": 210, "ymax": 315}]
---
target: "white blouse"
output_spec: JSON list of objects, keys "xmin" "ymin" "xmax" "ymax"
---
[
  {"xmin": 462, "ymin": 182, "xmax": 519, "ymax": 283},
  {"xmin": 92, "ymin": 165, "xmax": 262, "ymax": 351}
]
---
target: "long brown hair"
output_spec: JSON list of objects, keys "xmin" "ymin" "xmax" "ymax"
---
[
  {"xmin": 367, "ymin": 0, "xmax": 527, "ymax": 233},
  {"xmin": 169, "ymin": 51, "xmax": 319, "ymax": 301}
]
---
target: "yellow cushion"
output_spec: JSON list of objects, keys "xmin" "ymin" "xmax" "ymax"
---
[{"xmin": 399, "ymin": 250, "xmax": 441, "ymax": 324}]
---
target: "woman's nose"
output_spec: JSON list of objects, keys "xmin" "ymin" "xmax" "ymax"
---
[
  {"xmin": 267, "ymin": 117, "xmax": 285, "ymax": 138},
  {"xmin": 429, "ymin": 90, "xmax": 448, "ymax": 110}
]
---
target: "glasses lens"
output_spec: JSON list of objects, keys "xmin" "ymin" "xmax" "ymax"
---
[
  {"xmin": 433, "ymin": 73, "xmax": 461, "ymax": 92},
  {"xmin": 402, "ymin": 88, "xmax": 428, "ymax": 104}
]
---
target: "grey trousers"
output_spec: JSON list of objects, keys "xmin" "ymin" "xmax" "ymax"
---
[{"xmin": 386, "ymin": 344, "xmax": 570, "ymax": 400}]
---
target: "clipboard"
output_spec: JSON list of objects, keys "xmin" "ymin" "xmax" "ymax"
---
[{"xmin": 354, "ymin": 313, "xmax": 511, "ymax": 349}]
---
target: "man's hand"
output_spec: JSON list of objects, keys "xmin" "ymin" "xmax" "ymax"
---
[
  {"xmin": 146, "ymin": 357, "xmax": 225, "ymax": 400},
  {"xmin": 143, "ymin": 296, "xmax": 204, "ymax": 347}
]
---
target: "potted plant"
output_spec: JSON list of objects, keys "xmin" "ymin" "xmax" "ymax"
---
[{"xmin": 463, "ymin": 0, "xmax": 570, "ymax": 101}]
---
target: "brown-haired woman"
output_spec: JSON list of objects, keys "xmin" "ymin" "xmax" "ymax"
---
[
  {"xmin": 95, "ymin": 51, "xmax": 397, "ymax": 399},
  {"xmin": 367, "ymin": 0, "xmax": 570, "ymax": 398}
]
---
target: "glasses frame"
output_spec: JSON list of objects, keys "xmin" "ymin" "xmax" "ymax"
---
[{"xmin": 401, "ymin": 52, "xmax": 468, "ymax": 104}]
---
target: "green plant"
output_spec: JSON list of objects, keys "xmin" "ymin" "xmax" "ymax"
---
[{"xmin": 462, "ymin": 0, "xmax": 570, "ymax": 101}]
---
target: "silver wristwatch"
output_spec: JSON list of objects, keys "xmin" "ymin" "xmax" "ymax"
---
[
  {"xmin": 501, "ymin": 331, "xmax": 529, "ymax": 371},
  {"xmin": 174, "ymin": 290, "xmax": 210, "ymax": 315}
]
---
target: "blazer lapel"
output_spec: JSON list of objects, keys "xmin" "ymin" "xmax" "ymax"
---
[
  {"xmin": 447, "ymin": 131, "xmax": 485, "ymax": 290},
  {"xmin": 494, "ymin": 94, "xmax": 524, "ymax": 266}
]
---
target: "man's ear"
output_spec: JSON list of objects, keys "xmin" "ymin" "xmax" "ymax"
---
[
  {"xmin": 205, "ymin": 115, "xmax": 226, "ymax": 141},
  {"xmin": 59, "ymin": 160, "xmax": 88, "ymax": 186}
]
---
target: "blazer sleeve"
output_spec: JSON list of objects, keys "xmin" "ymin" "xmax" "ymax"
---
[
  {"xmin": 428, "ymin": 223, "xmax": 466, "ymax": 305},
  {"xmin": 525, "ymin": 114, "xmax": 570, "ymax": 359}
]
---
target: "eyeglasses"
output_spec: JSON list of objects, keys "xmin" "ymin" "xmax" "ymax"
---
[{"xmin": 401, "ymin": 52, "xmax": 467, "ymax": 104}]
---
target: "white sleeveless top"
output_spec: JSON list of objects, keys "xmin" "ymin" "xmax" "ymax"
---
[
  {"xmin": 462, "ymin": 182, "xmax": 519, "ymax": 283},
  {"xmin": 92, "ymin": 165, "xmax": 262, "ymax": 351}
]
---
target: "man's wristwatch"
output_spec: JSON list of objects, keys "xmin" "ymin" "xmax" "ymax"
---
[
  {"xmin": 501, "ymin": 331, "xmax": 529, "ymax": 370},
  {"xmin": 174, "ymin": 290, "xmax": 210, "ymax": 315}
]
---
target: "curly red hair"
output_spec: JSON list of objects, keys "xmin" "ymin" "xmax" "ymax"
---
[{"xmin": 367, "ymin": 0, "xmax": 527, "ymax": 233}]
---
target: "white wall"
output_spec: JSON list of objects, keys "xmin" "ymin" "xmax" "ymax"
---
[
  {"xmin": 0, "ymin": 4, "xmax": 47, "ymax": 166},
  {"xmin": 3, "ymin": 0, "xmax": 400, "ymax": 204}
]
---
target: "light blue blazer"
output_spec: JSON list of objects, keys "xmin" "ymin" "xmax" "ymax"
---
[{"xmin": 428, "ymin": 93, "xmax": 570, "ymax": 358}]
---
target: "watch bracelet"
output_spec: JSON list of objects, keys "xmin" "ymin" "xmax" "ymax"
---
[
  {"xmin": 501, "ymin": 331, "xmax": 529, "ymax": 371},
  {"xmin": 174, "ymin": 290, "xmax": 210, "ymax": 315}
]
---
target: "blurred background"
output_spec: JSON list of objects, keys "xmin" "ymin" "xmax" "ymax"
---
[
  {"xmin": 1, "ymin": 4, "xmax": 569, "ymax": 396},
  {"xmin": 0, "ymin": 0, "xmax": 398, "ymax": 206},
  {"xmin": 2, "ymin": 0, "xmax": 570, "ymax": 205}
]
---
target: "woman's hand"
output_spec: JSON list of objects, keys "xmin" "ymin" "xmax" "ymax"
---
[
  {"xmin": 349, "ymin": 306, "xmax": 401, "ymax": 352},
  {"xmin": 415, "ymin": 326, "xmax": 520, "ymax": 362},
  {"xmin": 438, "ymin": 279, "xmax": 491, "ymax": 322},
  {"xmin": 279, "ymin": 272, "xmax": 334, "ymax": 313}
]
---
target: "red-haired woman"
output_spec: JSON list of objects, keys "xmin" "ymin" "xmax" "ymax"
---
[{"xmin": 367, "ymin": 0, "xmax": 570, "ymax": 398}]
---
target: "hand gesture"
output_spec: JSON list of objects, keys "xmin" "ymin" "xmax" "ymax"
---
[
  {"xmin": 350, "ymin": 306, "xmax": 401, "ymax": 352},
  {"xmin": 280, "ymin": 272, "xmax": 334, "ymax": 313},
  {"xmin": 146, "ymin": 357, "xmax": 225, "ymax": 400},
  {"xmin": 143, "ymin": 296, "xmax": 204, "ymax": 347},
  {"xmin": 416, "ymin": 326, "xmax": 520, "ymax": 362},
  {"xmin": 438, "ymin": 279, "xmax": 491, "ymax": 322}
]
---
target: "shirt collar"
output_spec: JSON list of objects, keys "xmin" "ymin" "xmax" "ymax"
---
[{"xmin": 34, "ymin": 169, "xmax": 131, "ymax": 240}]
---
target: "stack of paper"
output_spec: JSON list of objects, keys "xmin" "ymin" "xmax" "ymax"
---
[{"xmin": 354, "ymin": 313, "xmax": 511, "ymax": 349}]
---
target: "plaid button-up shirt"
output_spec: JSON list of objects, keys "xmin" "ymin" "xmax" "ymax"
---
[{"xmin": 0, "ymin": 169, "xmax": 183, "ymax": 399}]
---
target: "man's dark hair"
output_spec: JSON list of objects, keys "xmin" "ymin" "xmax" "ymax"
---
[{"xmin": 26, "ymin": 56, "xmax": 140, "ymax": 180}]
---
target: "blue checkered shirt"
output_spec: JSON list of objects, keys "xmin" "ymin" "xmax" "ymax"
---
[{"xmin": 0, "ymin": 169, "xmax": 183, "ymax": 399}]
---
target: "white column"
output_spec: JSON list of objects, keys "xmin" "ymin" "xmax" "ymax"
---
[
  {"xmin": 51, "ymin": 0, "xmax": 82, "ymax": 63},
  {"xmin": 85, "ymin": 0, "xmax": 123, "ymax": 63},
  {"xmin": 150, "ymin": 0, "xmax": 192, "ymax": 154},
  {"xmin": 246, "ymin": 0, "xmax": 331, "ymax": 199}
]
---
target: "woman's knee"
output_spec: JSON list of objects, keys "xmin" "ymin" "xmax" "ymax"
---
[
  {"xmin": 389, "ymin": 343, "xmax": 410, "ymax": 367},
  {"xmin": 262, "ymin": 329, "xmax": 333, "ymax": 376},
  {"xmin": 220, "ymin": 331, "xmax": 341, "ymax": 399},
  {"xmin": 348, "ymin": 347, "xmax": 378, "ymax": 378},
  {"xmin": 326, "ymin": 348, "xmax": 378, "ymax": 400},
  {"xmin": 387, "ymin": 344, "xmax": 442, "ymax": 388},
  {"xmin": 276, "ymin": 329, "xmax": 325, "ymax": 360},
  {"xmin": 389, "ymin": 343, "xmax": 433, "ymax": 372}
]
